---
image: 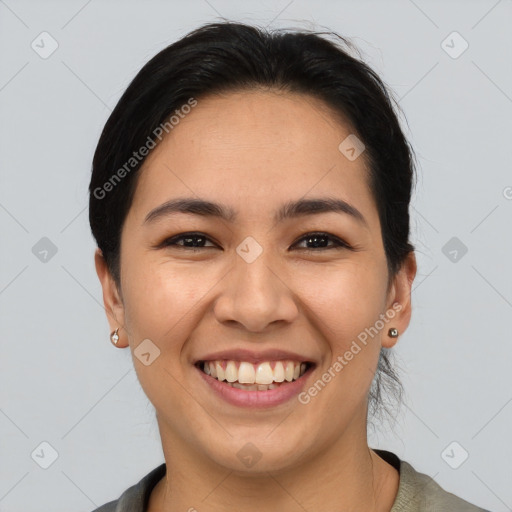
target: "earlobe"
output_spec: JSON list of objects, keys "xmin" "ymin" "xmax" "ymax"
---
[
  {"xmin": 94, "ymin": 248, "xmax": 129, "ymax": 348},
  {"xmin": 382, "ymin": 322, "xmax": 400, "ymax": 349},
  {"xmin": 388, "ymin": 327, "xmax": 399, "ymax": 338},
  {"xmin": 110, "ymin": 328, "xmax": 120, "ymax": 346}
]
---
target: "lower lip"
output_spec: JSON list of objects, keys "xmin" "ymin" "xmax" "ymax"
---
[{"xmin": 195, "ymin": 364, "xmax": 314, "ymax": 408}]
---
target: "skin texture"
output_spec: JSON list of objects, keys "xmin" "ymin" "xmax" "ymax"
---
[{"xmin": 95, "ymin": 89, "xmax": 417, "ymax": 512}]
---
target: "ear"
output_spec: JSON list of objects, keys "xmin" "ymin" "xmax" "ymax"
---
[
  {"xmin": 382, "ymin": 251, "xmax": 417, "ymax": 349},
  {"xmin": 94, "ymin": 248, "xmax": 129, "ymax": 348}
]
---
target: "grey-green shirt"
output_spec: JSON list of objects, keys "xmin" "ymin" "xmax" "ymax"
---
[{"xmin": 91, "ymin": 450, "xmax": 491, "ymax": 511}]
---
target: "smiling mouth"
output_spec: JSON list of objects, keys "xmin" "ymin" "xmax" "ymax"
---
[{"xmin": 194, "ymin": 359, "xmax": 314, "ymax": 391}]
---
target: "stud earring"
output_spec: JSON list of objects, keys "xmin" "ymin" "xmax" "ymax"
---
[
  {"xmin": 110, "ymin": 328, "xmax": 120, "ymax": 346},
  {"xmin": 388, "ymin": 328, "xmax": 399, "ymax": 338}
]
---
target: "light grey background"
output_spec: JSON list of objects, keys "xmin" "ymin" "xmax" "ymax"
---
[{"xmin": 1, "ymin": 1, "xmax": 511, "ymax": 511}]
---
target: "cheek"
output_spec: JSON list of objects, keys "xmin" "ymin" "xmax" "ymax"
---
[
  {"xmin": 121, "ymin": 257, "xmax": 218, "ymax": 353},
  {"xmin": 307, "ymin": 261, "xmax": 388, "ymax": 342},
  {"xmin": 300, "ymin": 261, "xmax": 388, "ymax": 408},
  {"xmin": 120, "ymin": 263, "xmax": 208, "ymax": 409}
]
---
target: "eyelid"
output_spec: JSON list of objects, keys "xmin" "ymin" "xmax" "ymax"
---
[
  {"xmin": 157, "ymin": 231, "xmax": 352, "ymax": 251},
  {"xmin": 155, "ymin": 232, "xmax": 218, "ymax": 250},
  {"xmin": 291, "ymin": 231, "xmax": 351, "ymax": 250}
]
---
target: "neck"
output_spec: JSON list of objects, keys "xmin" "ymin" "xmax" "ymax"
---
[{"xmin": 148, "ymin": 412, "xmax": 399, "ymax": 512}]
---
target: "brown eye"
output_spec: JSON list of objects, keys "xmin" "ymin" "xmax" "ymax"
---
[
  {"xmin": 293, "ymin": 232, "xmax": 351, "ymax": 251},
  {"xmin": 159, "ymin": 232, "xmax": 217, "ymax": 250},
  {"xmin": 156, "ymin": 231, "xmax": 351, "ymax": 252}
]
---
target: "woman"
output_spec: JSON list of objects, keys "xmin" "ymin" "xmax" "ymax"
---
[{"xmin": 89, "ymin": 21, "xmax": 490, "ymax": 512}]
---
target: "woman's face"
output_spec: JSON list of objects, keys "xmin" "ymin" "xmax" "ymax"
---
[{"xmin": 96, "ymin": 90, "xmax": 416, "ymax": 473}]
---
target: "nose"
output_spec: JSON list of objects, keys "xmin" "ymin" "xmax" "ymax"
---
[{"xmin": 213, "ymin": 250, "xmax": 299, "ymax": 332}]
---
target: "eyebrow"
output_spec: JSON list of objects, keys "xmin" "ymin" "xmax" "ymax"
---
[{"xmin": 143, "ymin": 197, "xmax": 368, "ymax": 228}]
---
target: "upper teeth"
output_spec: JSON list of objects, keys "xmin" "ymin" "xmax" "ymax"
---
[{"xmin": 202, "ymin": 360, "xmax": 307, "ymax": 384}]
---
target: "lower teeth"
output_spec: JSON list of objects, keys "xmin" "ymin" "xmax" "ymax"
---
[{"xmin": 224, "ymin": 381, "xmax": 286, "ymax": 391}]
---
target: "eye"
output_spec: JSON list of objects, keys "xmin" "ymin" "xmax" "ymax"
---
[
  {"xmin": 293, "ymin": 232, "xmax": 351, "ymax": 251},
  {"xmin": 157, "ymin": 231, "xmax": 351, "ymax": 252},
  {"xmin": 159, "ymin": 232, "xmax": 217, "ymax": 251}
]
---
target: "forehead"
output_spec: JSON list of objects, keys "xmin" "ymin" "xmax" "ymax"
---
[{"xmin": 128, "ymin": 90, "xmax": 378, "ymax": 227}]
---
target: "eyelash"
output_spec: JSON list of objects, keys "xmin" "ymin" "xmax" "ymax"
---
[{"xmin": 159, "ymin": 231, "xmax": 352, "ymax": 252}]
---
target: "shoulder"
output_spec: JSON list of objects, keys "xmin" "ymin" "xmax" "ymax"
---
[
  {"xmin": 399, "ymin": 459, "xmax": 491, "ymax": 512},
  {"xmin": 374, "ymin": 449, "xmax": 492, "ymax": 512},
  {"xmin": 89, "ymin": 463, "xmax": 166, "ymax": 512},
  {"xmin": 90, "ymin": 500, "xmax": 117, "ymax": 512}
]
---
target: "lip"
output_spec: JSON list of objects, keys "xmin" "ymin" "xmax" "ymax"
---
[
  {"xmin": 195, "ymin": 363, "xmax": 315, "ymax": 408},
  {"xmin": 193, "ymin": 348, "xmax": 315, "ymax": 365}
]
